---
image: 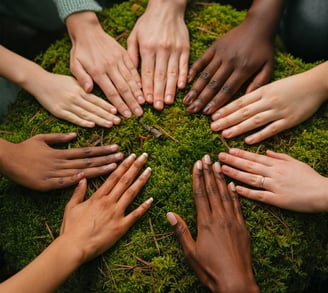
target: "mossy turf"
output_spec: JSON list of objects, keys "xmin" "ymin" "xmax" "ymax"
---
[{"xmin": 1, "ymin": 1, "xmax": 328, "ymax": 292}]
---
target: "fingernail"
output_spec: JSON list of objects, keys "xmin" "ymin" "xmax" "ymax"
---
[
  {"xmin": 128, "ymin": 153, "xmax": 137, "ymax": 160},
  {"xmin": 178, "ymin": 80, "xmax": 185, "ymax": 88},
  {"xmin": 245, "ymin": 136, "xmax": 254, "ymax": 144},
  {"xmin": 165, "ymin": 94, "xmax": 173, "ymax": 104},
  {"xmin": 183, "ymin": 93, "xmax": 193, "ymax": 105},
  {"xmin": 134, "ymin": 107, "xmax": 143, "ymax": 116},
  {"xmin": 137, "ymin": 95, "xmax": 145, "ymax": 104},
  {"xmin": 147, "ymin": 94, "xmax": 153, "ymax": 102},
  {"xmin": 212, "ymin": 112, "xmax": 220, "ymax": 120},
  {"xmin": 123, "ymin": 110, "xmax": 132, "ymax": 118},
  {"xmin": 137, "ymin": 81, "xmax": 142, "ymax": 88},
  {"xmin": 141, "ymin": 152, "xmax": 148, "ymax": 159},
  {"xmin": 196, "ymin": 160, "xmax": 202, "ymax": 170},
  {"xmin": 203, "ymin": 104, "xmax": 211, "ymax": 114},
  {"xmin": 155, "ymin": 101, "xmax": 163, "ymax": 109},
  {"xmin": 166, "ymin": 212, "xmax": 177, "ymax": 226},
  {"xmin": 113, "ymin": 152, "xmax": 123, "ymax": 160},
  {"xmin": 104, "ymin": 121, "xmax": 113, "ymax": 128},
  {"xmin": 187, "ymin": 104, "xmax": 196, "ymax": 112},
  {"xmin": 213, "ymin": 162, "xmax": 221, "ymax": 173},
  {"xmin": 144, "ymin": 166, "xmax": 152, "ymax": 174},
  {"xmin": 229, "ymin": 181, "xmax": 236, "ymax": 192},
  {"xmin": 146, "ymin": 197, "xmax": 154, "ymax": 205},
  {"xmin": 222, "ymin": 129, "xmax": 232, "ymax": 138},
  {"xmin": 204, "ymin": 154, "xmax": 211, "ymax": 165},
  {"xmin": 113, "ymin": 117, "xmax": 121, "ymax": 124},
  {"xmin": 84, "ymin": 82, "xmax": 91, "ymax": 91}
]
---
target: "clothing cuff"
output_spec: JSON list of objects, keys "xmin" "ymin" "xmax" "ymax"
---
[{"xmin": 54, "ymin": 0, "xmax": 103, "ymax": 22}]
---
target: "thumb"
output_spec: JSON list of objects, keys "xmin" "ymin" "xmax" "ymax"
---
[
  {"xmin": 166, "ymin": 212, "xmax": 195, "ymax": 253},
  {"xmin": 38, "ymin": 132, "xmax": 77, "ymax": 145},
  {"xmin": 70, "ymin": 59, "xmax": 94, "ymax": 93},
  {"xmin": 127, "ymin": 33, "xmax": 140, "ymax": 69},
  {"xmin": 66, "ymin": 178, "xmax": 87, "ymax": 209}
]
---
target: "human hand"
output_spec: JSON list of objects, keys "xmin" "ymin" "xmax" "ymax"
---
[
  {"xmin": 219, "ymin": 148, "xmax": 328, "ymax": 212},
  {"xmin": 211, "ymin": 69, "xmax": 328, "ymax": 144},
  {"xmin": 66, "ymin": 12, "xmax": 145, "ymax": 118},
  {"xmin": 167, "ymin": 155, "xmax": 259, "ymax": 293},
  {"xmin": 32, "ymin": 72, "xmax": 121, "ymax": 128},
  {"xmin": 60, "ymin": 153, "xmax": 153, "ymax": 263},
  {"xmin": 127, "ymin": 0, "xmax": 189, "ymax": 110},
  {"xmin": 183, "ymin": 19, "xmax": 274, "ymax": 115},
  {"xmin": 0, "ymin": 133, "xmax": 123, "ymax": 191}
]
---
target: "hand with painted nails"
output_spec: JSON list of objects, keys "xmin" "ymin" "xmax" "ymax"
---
[
  {"xmin": 167, "ymin": 155, "xmax": 259, "ymax": 293},
  {"xmin": 183, "ymin": 0, "xmax": 284, "ymax": 115},
  {"xmin": 211, "ymin": 62, "xmax": 328, "ymax": 144},
  {"xmin": 0, "ymin": 153, "xmax": 153, "ymax": 293},
  {"xmin": 127, "ymin": 0, "xmax": 189, "ymax": 111},
  {"xmin": 0, "ymin": 133, "xmax": 124, "ymax": 191},
  {"xmin": 219, "ymin": 148, "xmax": 328, "ymax": 212},
  {"xmin": 65, "ymin": 12, "xmax": 145, "ymax": 118}
]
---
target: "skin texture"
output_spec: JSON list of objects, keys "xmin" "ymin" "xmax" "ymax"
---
[
  {"xmin": 66, "ymin": 11, "xmax": 145, "ymax": 118},
  {"xmin": 127, "ymin": 0, "xmax": 189, "ymax": 111},
  {"xmin": 0, "ymin": 133, "xmax": 124, "ymax": 191},
  {"xmin": 219, "ymin": 148, "xmax": 328, "ymax": 212},
  {"xmin": 0, "ymin": 153, "xmax": 153, "ymax": 293},
  {"xmin": 211, "ymin": 61, "xmax": 328, "ymax": 144},
  {"xmin": 183, "ymin": 0, "xmax": 284, "ymax": 115},
  {"xmin": 167, "ymin": 155, "xmax": 259, "ymax": 293},
  {"xmin": 0, "ymin": 45, "xmax": 119, "ymax": 128}
]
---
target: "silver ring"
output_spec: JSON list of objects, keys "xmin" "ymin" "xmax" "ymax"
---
[{"xmin": 258, "ymin": 176, "xmax": 265, "ymax": 188}]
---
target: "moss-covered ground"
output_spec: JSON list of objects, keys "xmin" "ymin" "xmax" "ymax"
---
[{"xmin": 0, "ymin": 1, "xmax": 327, "ymax": 292}]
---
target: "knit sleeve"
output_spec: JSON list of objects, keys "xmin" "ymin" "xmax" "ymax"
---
[{"xmin": 53, "ymin": 0, "xmax": 103, "ymax": 22}]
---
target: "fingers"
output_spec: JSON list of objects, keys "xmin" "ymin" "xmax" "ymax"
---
[
  {"xmin": 192, "ymin": 160, "xmax": 211, "ymax": 225},
  {"xmin": 177, "ymin": 49, "xmax": 189, "ymax": 89},
  {"xmin": 245, "ymin": 61, "xmax": 273, "ymax": 94},
  {"xmin": 127, "ymin": 32, "xmax": 140, "ymax": 69},
  {"xmin": 228, "ymin": 182, "xmax": 244, "ymax": 223},
  {"xmin": 64, "ymin": 178, "xmax": 87, "ymax": 210},
  {"xmin": 70, "ymin": 58, "xmax": 94, "ymax": 93},
  {"xmin": 108, "ymin": 153, "xmax": 149, "ymax": 201},
  {"xmin": 124, "ymin": 196, "xmax": 154, "ymax": 228},
  {"xmin": 38, "ymin": 132, "xmax": 77, "ymax": 145},
  {"xmin": 166, "ymin": 212, "xmax": 195, "ymax": 258},
  {"xmin": 153, "ymin": 50, "xmax": 169, "ymax": 110},
  {"xmin": 235, "ymin": 185, "xmax": 278, "ymax": 206},
  {"xmin": 141, "ymin": 50, "xmax": 155, "ymax": 104}
]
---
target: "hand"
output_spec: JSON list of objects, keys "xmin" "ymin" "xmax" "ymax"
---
[
  {"xmin": 32, "ymin": 73, "xmax": 121, "ymax": 128},
  {"xmin": 183, "ymin": 18, "xmax": 274, "ymax": 115},
  {"xmin": 167, "ymin": 155, "xmax": 259, "ymax": 293},
  {"xmin": 0, "ymin": 133, "xmax": 124, "ymax": 191},
  {"xmin": 60, "ymin": 153, "xmax": 153, "ymax": 263},
  {"xmin": 127, "ymin": 0, "xmax": 189, "ymax": 110},
  {"xmin": 219, "ymin": 148, "xmax": 328, "ymax": 212},
  {"xmin": 211, "ymin": 69, "xmax": 328, "ymax": 144},
  {"xmin": 66, "ymin": 12, "xmax": 145, "ymax": 118}
]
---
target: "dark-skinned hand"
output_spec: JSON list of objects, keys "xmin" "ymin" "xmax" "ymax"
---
[
  {"xmin": 183, "ymin": 18, "xmax": 274, "ymax": 115},
  {"xmin": 167, "ymin": 155, "xmax": 259, "ymax": 293}
]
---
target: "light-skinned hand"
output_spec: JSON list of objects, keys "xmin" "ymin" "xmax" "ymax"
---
[
  {"xmin": 66, "ymin": 12, "xmax": 145, "ymax": 118},
  {"xmin": 0, "ymin": 133, "xmax": 123, "ymax": 191},
  {"xmin": 219, "ymin": 148, "xmax": 328, "ymax": 212},
  {"xmin": 167, "ymin": 155, "xmax": 259, "ymax": 293},
  {"xmin": 127, "ymin": 0, "xmax": 189, "ymax": 111},
  {"xmin": 211, "ymin": 63, "xmax": 328, "ymax": 144}
]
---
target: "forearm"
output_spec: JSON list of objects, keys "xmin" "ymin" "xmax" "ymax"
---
[
  {"xmin": 244, "ymin": 0, "xmax": 285, "ymax": 39},
  {"xmin": 0, "ymin": 46, "xmax": 48, "ymax": 94},
  {"xmin": 0, "ymin": 138, "xmax": 12, "ymax": 175},
  {"xmin": 146, "ymin": 0, "xmax": 187, "ymax": 15},
  {"xmin": 0, "ymin": 236, "xmax": 83, "ymax": 293}
]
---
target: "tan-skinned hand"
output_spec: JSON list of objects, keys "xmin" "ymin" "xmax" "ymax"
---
[
  {"xmin": 167, "ymin": 155, "xmax": 259, "ymax": 293},
  {"xmin": 0, "ymin": 133, "xmax": 123, "ymax": 191},
  {"xmin": 60, "ymin": 152, "xmax": 153, "ymax": 263},
  {"xmin": 219, "ymin": 148, "xmax": 328, "ymax": 212}
]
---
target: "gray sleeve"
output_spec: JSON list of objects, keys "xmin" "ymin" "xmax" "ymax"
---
[{"xmin": 53, "ymin": 0, "xmax": 103, "ymax": 22}]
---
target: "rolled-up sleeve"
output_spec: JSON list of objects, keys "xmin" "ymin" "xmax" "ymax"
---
[{"xmin": 53, "ymin": 0, "xmax": 103, "ymax": 22}]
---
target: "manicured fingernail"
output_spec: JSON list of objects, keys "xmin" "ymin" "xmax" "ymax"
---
[
  {"xmin": 196, "ymin": 160, "xmax": 202, "ymax": 170},
  {"xmin": 166, "ymin": 212, "xmax": 177, "ymax": 226},
  {"xmin": 141, "ymin": 152, "xmax": 148, "ymax": 159},
  {"xmin": 144, "ymin": 166, "xmax": 152, "ymax": 173},
  {"xmin": 229, "ymin": 181, "xmax": 236, "ymax": 192},
  {"xmin": 204, "ymin": 154, "xmax": 211, "ymax": 165},
  {"xmin": 213, "ymin": 162, "xmax": 221, "ymax": 173},
  {"xmin": 128, "ymin": 153, "xmax": 137, "ymax": 160}
]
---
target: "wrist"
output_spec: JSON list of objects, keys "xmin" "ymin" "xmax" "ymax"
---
[
  {"xmin": 66, "ymin": 11, "xmax": 102, "ymax": 41},
  {"xmin": 214, "ymin": 272, "xmax": 259, "ymax": 293},
  {"xmin": 0, "ymin": 139, "xmax": 11, "ymax": 174}
]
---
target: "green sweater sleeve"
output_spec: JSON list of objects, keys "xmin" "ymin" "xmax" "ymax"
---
[{"xmin": 53, "ymin": 0, "xmax": 102, "ymax": 22}]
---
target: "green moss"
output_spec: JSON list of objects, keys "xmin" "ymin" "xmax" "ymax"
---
[{"xmin": 0, "ymin": 1, "xmax": 327, "ymax": 292}]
